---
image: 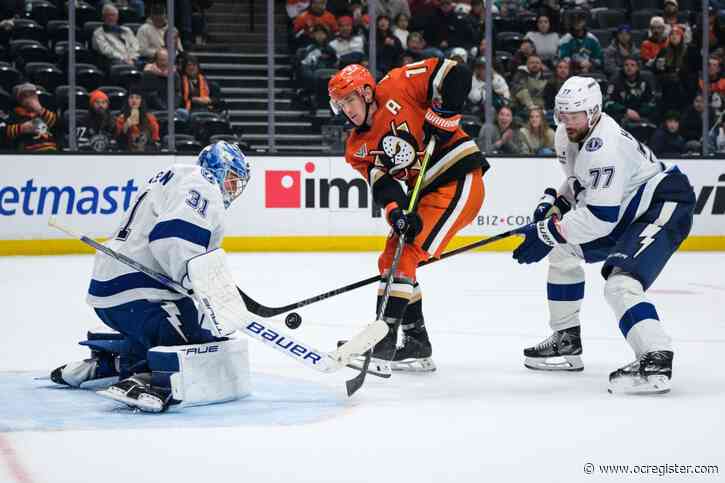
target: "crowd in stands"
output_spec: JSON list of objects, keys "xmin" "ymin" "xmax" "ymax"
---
[
  {"xmin": 0, "ymin": 0, "xmax": 239, "ymax": 153},
  {"xmin": 287, "ymin": 0, "xmax": 725, "ymax": 156}
]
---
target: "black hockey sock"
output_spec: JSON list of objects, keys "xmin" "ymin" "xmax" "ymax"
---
[
  {"xmin": 376, "ymin": 274, "xmax": 415, "ymax": 322},
  {"xmin": 402, "ymin": 283, "xmax": 424, "ymax": 333}
]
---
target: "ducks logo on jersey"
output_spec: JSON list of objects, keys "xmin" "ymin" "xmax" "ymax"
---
[{"xmin": 369, "ymin": 121, "xmax": 424, "ymax": 180}]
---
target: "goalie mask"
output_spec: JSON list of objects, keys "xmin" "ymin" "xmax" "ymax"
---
[
  {"xmin": 554, "ymin": 76, "xmax": 602, "ymax": 129},
  {"xmin": 198, "ymin": 141, "xmax": 251, "ymax": 209}
]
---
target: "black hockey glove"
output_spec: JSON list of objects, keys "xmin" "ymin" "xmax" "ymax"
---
[
  {"xmin": 388, "ymin": 207, "xmax": 423, "ymax": 243},
  {"xmin": 423, "ymin": 107, "xmax": 461, "ymax": 146},
  {"xmin": 533, "ymin": 188, "xmax": 572, "ymax": 222}
]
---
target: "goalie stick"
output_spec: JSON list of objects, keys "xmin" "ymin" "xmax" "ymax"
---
[
  {"xmin": 237, "ymin": 226, "xmax": 524, "ymax": 318},
  {"xmin": 48, "ymin": 217, "xmax": 387, "ymax": 386}
]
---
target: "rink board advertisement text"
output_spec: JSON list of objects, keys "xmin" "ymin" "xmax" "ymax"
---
[{"xmin": 0, "ymin": 154, "xmax": 723, "ymax": 254}]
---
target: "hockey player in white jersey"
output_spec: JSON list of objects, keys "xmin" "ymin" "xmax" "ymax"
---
[
  {"xmin": 51, "ymin": 141, "xmax": 252, "ymax": 411},
  {"xmin": 512, "ymin": 76, "xmax": 695, "ymax": 394}
]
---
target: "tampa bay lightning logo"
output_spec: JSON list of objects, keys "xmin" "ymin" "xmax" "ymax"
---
[{"xmin": 585, "ymin": 137, "xmax": 603, "ymax": 152}]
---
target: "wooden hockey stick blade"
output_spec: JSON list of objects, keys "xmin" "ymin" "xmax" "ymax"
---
[{"xmin": 235, "ymin": 226, "xmax": 524, "ymax": 318}]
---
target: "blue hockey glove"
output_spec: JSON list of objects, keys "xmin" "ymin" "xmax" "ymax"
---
[
  {"xmin": 533, "ymin": 188, "xmax": 572, "ymax": 222},
  {"xmin": 513, "ymin": 217, "xmax": 566, "ymax": 264}
]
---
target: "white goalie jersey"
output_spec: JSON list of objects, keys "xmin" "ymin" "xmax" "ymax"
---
[
  {"xmin": 87, "ymin": 164, "xmax": 226, "ymax": 308},
  {"xmin": 554, "ymin": 113, "xmax": 673, "ymax": 245}
]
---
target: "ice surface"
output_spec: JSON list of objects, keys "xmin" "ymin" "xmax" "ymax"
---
[{"xmin": 1, "ymin": 252, "xmax": 724, "ymax": 483}]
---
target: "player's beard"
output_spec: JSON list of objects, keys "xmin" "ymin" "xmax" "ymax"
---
[{"xmin": 566, "ymin": 126, "xmax": 589, "ymax": 143}]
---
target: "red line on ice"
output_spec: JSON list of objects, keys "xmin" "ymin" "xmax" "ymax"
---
[{"xmin": 0, "ymin": 433, "xmax": 35, "ymax": 483}]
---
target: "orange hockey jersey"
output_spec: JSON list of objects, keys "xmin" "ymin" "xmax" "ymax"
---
[{"xmin": 344, "ymin": 57, "xmax": 489, "ymax": 207}]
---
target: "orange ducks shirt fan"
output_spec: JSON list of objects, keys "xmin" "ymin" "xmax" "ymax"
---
[{"xmin": 328, "ymin": 59, "xmax": 490, "ymax": 372}]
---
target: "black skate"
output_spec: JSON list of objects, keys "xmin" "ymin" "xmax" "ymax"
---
[
  {"xmin": 524, "ymin": 326, "xmax": 583, "ymax": 371},
  {"xmin": 97, "ymin": 375, "xmax": 176, "ymax": 413},
  {"xmin": 391, "ymin": 326, "xmax": 436, "ymax": 372},
  {"xmin": 50, "ymin": 354, "xmax": 119, "ymax": 388},
  {"xmin": 608, "ymin": 351, "xmax": 673, "ymax": 395}
]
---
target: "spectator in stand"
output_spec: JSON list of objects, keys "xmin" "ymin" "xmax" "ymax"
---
[
  {"xmin": 468, "ymin": 0, "xmax": 485, "ymax": 40},
  {"xmin": 640, "ymin": 16, "xmax": 669, "ymax": 68},
  {"xmin": 558, "ymin": 11, "xmax": 604, "ymax": 73},
  {"xmin": 650, "ymin": 110, "xmax": 686, "ymax": 156},
  {"xmin": 663, "ymin": 0, "xmax": 691, "ymax": 45},
  {"xmin": 468, "ymin": 37, "xmax": 487, "ymax": 66},
  {"xmin": 604, "ymin": 57, "xmax": 658, "ymax": 126},
  {"xmin": 467, "ymin": 56, "xmax": 510, "ymax": 114},
  {"xmin": 369, "ymin": 0, "xmax": 410, "ymax": 26},
  {"xmin": 293, "ymin": 0, "xmax": 338, "ymax": 47},
  {"xmin": 511, "ymin": 54, "xmax": 549, "ymax": 117},
  {"xmin": 477, "ymin": 105, "xmax": 522, "ymax": 154},
  {"xmin": 680, "ymin": 94, "xmax": 707, "ymax": 143},
  {"xmin": 298, "ymin": 24, "xmax": 338, "ymax": 94},
  {"xmin": 180, "ymin": 54, "xmax": 219, "ymax": 114},
  {"xmin": 654, "ymin": 25, "xmax": 688, "ymax": 112},
  {"xmin": 93, "ymin": 4, "xmax": 140, "ymax": 67},
  {"xmin": 97, "ymin": 0, "xmax": 144, "ymax": 19},
  {"xmin": 115, "ymin": 88, "xmax": 160, "ymax": 152},
  {"xmin": 286, "ymin": 0, "xmax": 310, "ymax": 19},
  {"xmin": 83, "ymin": 89, "xmax": 117, "ymax": 152},
  {"xmin": 543, "ymin": 59, "xmax": 571, "ymax": 111},
  {"xmin": 525, "ymin": 14, "xmax": 559, "ymax": 64},
  {"xmin": 392, "ymin": 13, "xmax": 409, "ymax": 48},
  {"xmin": 349, "ymin": 2, "xmax": 370, "ymax": 35},
  {"xmin": 329, "ymin": 15, "xmax": 365, "ymax": 67},
  {"xmin": 604, "ymin": 25, "xmax": 639, "ymax": 78},
  {"xmin": 374, "ymin": 15, "xmax": 403, "ymax": 76},
  {"xmin": 4, "ymin": 83, "xmax": 58, "ymax": 152},
  {"xmin": 518, "ymin": 105, "xmax": 555, "ymax": 155},
  {"xmin": 423, "ymin": 0, "xmax": 476, "ymax": 52},
  {"xmin": 699, "ymin": 55, "xmax": 725, "ymax": 104},
  {"xmin": 408, "ymin": 0, "xmax": 439, "ymax": 32},
  {"xmin": 141, "ymin": 48, "xmax": 180, "ymax": 111},
  {"xmin": 406, "ymin": 31, "xmax": 443, "ymax": 60},
  {"xmin": 136, "ymin": 4, "xmax": 183, "ymax": 61},
  {"xmin": 510, "ymin": 38, "xmax": 537, "ymax": 73},
  {"xmin": 0, "ymin": 0, "xmax": 22, "ymax": 45}
]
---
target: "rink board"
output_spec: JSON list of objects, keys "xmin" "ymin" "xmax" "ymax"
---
[
  {"xmin": 0, "ymin": 155, "xmax": 723, "ymax": 254},
  {"xmin": 0, "ymin": 371, "xmax": 344, "ymax": 432}
]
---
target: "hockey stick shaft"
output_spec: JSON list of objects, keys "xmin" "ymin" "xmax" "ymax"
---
[
  {"xmin": 346, "ymin": 136, "xmax": 437, "ymax": 397},
  {"xmin": 48, "ymin": 217, "xmax": 384, "ymax": 378},
  {"xmin": 238, "ymin": 225, "xmax": 524, "ymax": 317}
]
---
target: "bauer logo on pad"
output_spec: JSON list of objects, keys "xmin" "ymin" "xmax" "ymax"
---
[{"xmin": 265, "ymin": 170, "xmax": 301, "ymax": 208}]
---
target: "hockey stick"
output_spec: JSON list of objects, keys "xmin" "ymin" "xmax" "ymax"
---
[
  {"xmin": 345, "ymin": 136, "xmax": 437, "ymax": 397},
  {"xmin": 237, "ymin": 226, "xmax": 523, "ymax": 318},
  {"xmin": 48, "ymin": 217, "xmax": 388, "ymax": 380}
]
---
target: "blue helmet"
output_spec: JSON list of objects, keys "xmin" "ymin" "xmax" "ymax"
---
[{"xmin": 198, "ymin": 141, "xmax": 250, "ymax": 208}]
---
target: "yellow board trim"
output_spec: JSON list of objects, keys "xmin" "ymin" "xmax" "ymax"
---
[{"xmin": 1, "ymin": 235, "xmax": 724, "ymax": 256}]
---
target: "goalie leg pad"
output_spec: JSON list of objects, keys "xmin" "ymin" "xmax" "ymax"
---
[
  {"xmin": 187, "ymin": 248, "xmax": 248, "ymax": 337},
  {"xmin": 147, "ymin": 335, "xmax": 251, "ymax": 408}
]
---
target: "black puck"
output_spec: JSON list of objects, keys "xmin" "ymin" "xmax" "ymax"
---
[{"xmin": 285, "ymin": 312, "xmax": 302, "ymax": 329}]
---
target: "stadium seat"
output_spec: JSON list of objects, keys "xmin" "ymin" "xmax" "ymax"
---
[
  {"xmin": 630, "ymin": 29, "xmax": 648, "ymax": 46},
  {"xmin": 635, "ymin": 0, "xmax": 665, "ymax": 10},
  {"xmin": 313, "ymin": 68, "xmax": 337, "ymax": 110},
  {"xmin": 9, "ymin": 39, "xmax": 51, "ymax": 66},
  {"xmin": 631, "ymin": 9, "xmax": 663, "ymax": 30},
  {"xmin": 190, "ymin": 111, "xmax": 231, "ymax": 143},
  {"xmin": 154, "ymin": 110, "xmax": 191, "ymax": 137},
  {"xmin": 494, "ymin": 51, "xmax": 513, "ymax": 76},
  {"xmin": 71, "ymin": 2, "xmax": 100, "ymax": 28},
  {"xmin": 626, "ymin": 121, "xmax": 657, "ymax": 143},
  {"xmin": 11, "ymin": 19, "xmax": 46, "ymax": 42},
  {"xmin": 26, "ymin": 0, "xmax": 60, "ymax": 27},
  {"xmin": 492, "ymin": 15, "xmax": 518, "ymax": 33},
  {"xmin": 109, "ymin": 64, "xmax": 142, "ymax": 89},
  {"xmin": 82, "ymin": 21, "xmax": 103, "ymax": 43},
  {"xmin": 495, "ymin": 32, "xmax": 524, "ymax": 55},
  {"xmin": 0, "ymin": 62, "xmax": 22, "ymax": 92},
  {"xmin": 97, "ymin": 85, "xmax": 127, "ymax": 111},
  {"xmin": 46, "ymin": 20, "xmax": 78, "ymax": 47},
  {"xmin": 174, "ymin": 138, "xmax": 204, "ymax": 154},
  {"xmin": 55, "ymin": 41, "xmax": 95, "ymax": 67},
  {"xmin": 35, "ymin": 86, "xmax": 55, "ymax": 110},
  {"xmin": 61, "ymin": 109, "xmax": 90, "ymax": 132},
  {"xmin": 75, "ymin": 63, "xmax": 105, "ymax": 90},
  {"xmin": 25, "ymin": 62, "xmax": 65, "ymax": 91},
  {"xmin": 600, "ymin": 0, "xmax": 629, "ymax": 12},
  {"xmin": 594, "ymin": 9, "xmax": 627, "ymax": 29},
  {"xmin": 209, "ymin": 134, "xmax": 243, "ymax": 145},
  {"xmin": 678, "ymin": 0, "xmax": 701, "ymax": 11},
  {"xmin": 55, "ymin": 85, "xmax": 90, "ymax": 110},
  {"xmin": 0, "ymin": 86, "xmax": 11, "ymax": 111},
  {"xmin": 561, "ymin": 9, "xmax": 590, "ymax": 31},
  {"xmin": 117, "ymin": 5, "xmax": 141, "ymax": 24}
]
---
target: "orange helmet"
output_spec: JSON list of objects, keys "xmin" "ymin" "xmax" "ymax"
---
[{"xmin": 328, "ymin": 64, "xmax": 376, "ymax": 114}]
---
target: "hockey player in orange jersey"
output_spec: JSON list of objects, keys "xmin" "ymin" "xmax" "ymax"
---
[{"xmin": 328, "ymin": 59, "xmax": 490, "ymax": 374}]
